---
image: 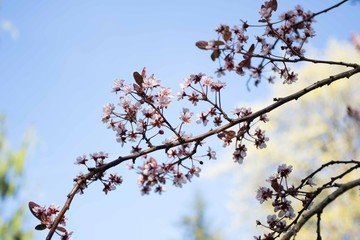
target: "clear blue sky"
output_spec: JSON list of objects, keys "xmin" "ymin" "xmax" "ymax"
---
[{"xmin": 1, "ymin": 1, "xmax": 359, "ymax": 239}]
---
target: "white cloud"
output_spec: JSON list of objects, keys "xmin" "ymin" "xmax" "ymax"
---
[{"xmin": 0, "ymin": 20, "xmax": 19, "ymax": 40}]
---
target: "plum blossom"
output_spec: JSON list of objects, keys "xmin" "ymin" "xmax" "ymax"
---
[
  {"xmin": 256, "ymin": 186, "xmax": 273, "ymax": 203},
  {"xmin": 143, "ymin": 74, "xmax": 160, "ymax": 88},
  {"xmin": 274, "ymin": 199, "xmax": 295, "ymax": 219},
  {"xmin": 102, "ymin": 103, "xmax": 115, "ymax": 122},
  {"xmin": 210, "ymin": 80, "xmax": 226, "ymax": 92},
  {"xmin": 254, "ymin": 128, "xmax": 269, "ymax": 149},
  {"xmin": 206, "ymin": 147, "xmax": 217, "ymax": 160},
  {"xmin": 232, "ymin": 107, "xmax": 252, "ymax": 118},
  {"xmin": 173, "ymin": 171, "xmax": 187, "ymax": 187},
  {"xmin": 196, "ymin": 112, "xmax": 209, "ymax": 126},
  {"xmin": 179, "ymin": 108, "xmax": 193, "ymax": 124},
  {"xmin": 277, "ymin": 164, "xmax": 293, "ymax": 177},
  {"xmin": 112, "ymin": 79, "xmax": 124, "ymax": 93},
  {"xmin": 75, "ymin": 154, "xmax": 88, "ymax": 165},
  {"xmin": 155, "ymin": 87, "xmax": 173, "ymax": 108},
  {"xmin": 201, "ymin": 75, "xmax": 214, "ymax": 86},
  {"xmin": 186, "ymin": 166, "xmax": 201, "ymax": 181},
  {"xmin": 233, "ymin": 144, "xmax": 247, "ymax": 163}
]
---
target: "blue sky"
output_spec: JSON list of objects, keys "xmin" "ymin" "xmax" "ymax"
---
[{"xmin": 1, "ymin": 1, "xmax": 359, "ymax": 239}]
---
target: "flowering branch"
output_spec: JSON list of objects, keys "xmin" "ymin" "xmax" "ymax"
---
[
  {"xmin": 255, "ymin": 160, "xmax": 360, "ymax": 240},
  {"xmin": 281, "ymin": 177, "xmax": 360, "ymax": 240},
  {"xmin": 46, "ymin": 64, "xmax": 360, "ymax": 240},
  {"xmin": 25, "ymin": 1, "xmax": 360, "ymax": 239}
]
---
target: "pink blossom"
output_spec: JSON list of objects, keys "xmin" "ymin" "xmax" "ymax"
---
[
  {"xmin": 112, "ymin": 79, "xmax": 124, "ymax": 93},
  {"xmin": 256, "ymin": 186, "xmax": 273, "ymax": 203},
  {"xmin": 75, "ymin": 154, "xmax": 88, "ymax": 165},
  {"xmin": 196, "ymin": 112, "xmax": 209, "ymax": 126},
  {"xmin": 143, "ymin": 74, "xmax": 160, "ymax": 88},
  {"xmin": 201, "ymin": 75, "xmax": 214, "ymax": 86},
  {"xmin": 259, "ymin": 114, "xmax": 269, "ymax": 122},
  {"xmin": 180, "ymin": 76, "xmax": 192, "ymax": 89},
  {"xmin": 154, "ymin": 185, "xmax": 166, "ymax": 194},
  {"xmin": 47, "ymin": 203, "xmax": 59, "ymax": 215},
  {"xmin": 259, "ymin": 6, "xmax": 272, "ymax": 19},
  {"xmin": 232, "ymin": 107, "xmax": 252, "ymax": 117},
  {"xmin": 179, "ymin": 108, "xmax": 193, "ymax": 124},
  {"xmin": 233, "ymin": 144, "xmax": 247, "ymax": 163},
  {"xmin": 210, "ymin": 81, "xmax": 226, "ymax": 92},
  {"xmin": 102, "ymin": 103, "xmax": 115, "ymax": 122},
  {"xmin": 155, "ymin": 88, "xmax": 173, "ymax": 108},
  {"xmin": 121, "ymin": 84, "xmax": 133, "ymax": 95},
  {"xmin": 277, "ymin": 164, "xmax": 293, "ymax": 177},
  {"xmin": 173, "ymin": 171, "xmax": 187, "ymax": 187},
  {"xmin": 186, "ymin": 166, "xmax": 201, "ymax": 181},
  {"xmin": 188, "ymin": 92, "xmax": 200, "ymax": 106},
  {"xmin": 206, "ymin": 147, "xmax": 217, "ymax": 160},
  {"xmin": 125, "ymin": 162, "xmax": 134, "ymax": 170}
]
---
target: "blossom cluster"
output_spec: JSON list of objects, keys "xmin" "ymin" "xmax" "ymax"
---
[
  {"xmin": 74, "ymin": 151, "xmax": 123, "ymax": 195},
  {"xmin": 100, "ymin": 68, "xmax": 270, "ymax": 193},
  {"xmin": 29, "ymin": 201, "xmax": 72, "ymax": 240},
  {"xmin": 125, "ymin": 154, "xmax": 205, "ymax": 195},
  {"xmin": 255, "ymin": 164, "xmax": 316, "ymax": 239},
  {"xmin": 196, "ymin": 0, "xmax": 315, "ymax": 86}
]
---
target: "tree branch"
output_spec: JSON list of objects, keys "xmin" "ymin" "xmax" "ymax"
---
[
  {"xmin": 46, "ymin": 65, "xmax": 360, "ymax": 240},
  {"xmin": 281, "ymin": 177, "xmax": 360, "ymax": 240}
]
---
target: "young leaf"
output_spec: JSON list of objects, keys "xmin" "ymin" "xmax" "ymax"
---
[
  {"xmin": 56, "ymin": 226, "xmax": 67, "ymax": 233},
  {"xmin": 269, "ymin": 0, "xmax": 277, "ymax": 11},
  {"xmin": 248, "ymin": 44, "xmax": 255, "ymax": 55},
  {"xmin": 214, "ymin": 40, "xmax": 225, "ymax": 46},
  {"xmin": 35, "ymin": 224, "xmax": 47, "ymax": 231},
  {"xmin": 29, "ymin": 201, "xmax": 42, "ymax": 221},
  {"xmin": 133, "ymin": 71, "xmax": 143, "ymax": 87},
  {"xmin": 195, "ymin": 41, "xmax": 209, "ymax": 50},
  {"xmin": 211, "ymin": 49, "xmax": 220, "ymax": 61},
  {"xmin": 222, "ymin": 28, "xmax": 232, "ymax": 42}
]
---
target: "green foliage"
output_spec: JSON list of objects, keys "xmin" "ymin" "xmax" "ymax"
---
[
  {"xmin": 181, "ymin": 193, "xmax": 222, "ymax": 240},
  {"xmin": 0, "ymin": 115, "xmax": 33, "ymax": 240}
]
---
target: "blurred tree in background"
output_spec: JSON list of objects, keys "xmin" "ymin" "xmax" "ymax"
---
[
  {"xmin": 0, "ymin": 115, "xmax": 33, "ymax": 240},
  {"xmin": 226, "ymin": 39, "xmax": 360, "ymax": 239},
  {"xmin": 181, "ymin": 193, "xmax": 222, "ymax": 240}
]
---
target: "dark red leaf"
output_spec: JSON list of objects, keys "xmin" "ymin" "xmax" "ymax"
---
[
  {"xmin": 270, "ymin": 0, "xmax": 277, "ymax": 11},
  {"xmin": 239, "ymin": 59, "xmax": 251, "ymax": 69},
  {"xmin": 29, "ymin": 201, "xmax": 42, "ymax": 221},
  {"xmin": 227, "ymin": 130, "xmax": 236, "ymax": 138},
  {"xmin": 222, "ymin": 28, "xmax": 232, "ymax": 42},
  {"xmin": 133, "ymin": 71, "xmax": 143, "ymax": 86},
  {"xmin": 248, "ymin": 44, "xmax": 255, "ymax": 55},
  {"xmin": 217, "ymin": 132, "xmax": 225, "ymax": 139},
  {"xmin": 211, "ymin": 49, "xmax": 220, "ymax": 61},
  {"xmin": 270, "ymin": 179, "xmax": 282, "ymax": 192},
  {"xmin": 56, "ymin": 226, "xmax": 67, "ymax": 233},
  {"xmin": 35, "ymin": 224, "xmax": 47, "ymax": 231},
  {"xmin": 213, "ymin": 40, "xmax": 225, "ymax": 46},
  {"xmin": 195, "ymin": 41, "xmax": 209, "ymax": 50}
]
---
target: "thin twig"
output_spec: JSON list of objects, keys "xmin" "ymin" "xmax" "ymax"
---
[
  {"xmin": 316, "ymin": 211, "xmax": 322, "ymax": 240},
  {"xmin": 281, "ymin": 178, "xmax": 360, "ymax": 240}
]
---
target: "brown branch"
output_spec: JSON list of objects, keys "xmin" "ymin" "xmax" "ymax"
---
[
  {"xmin": 250, "ymin": 53, "xmax": 359, "ymax": 68},
  {"xmin": 281, "ymin": 177, "xmax": 360, "ymax": 240},
  {"xmin": 309, "ymin": 0, "xmax": 349, "ymax": 19},
  {"xmin": 293, "ymin": 0, "xmax": 349, "ymax": 28},
  {"xmin": 46, "ymin": 65, "xmax": 360, "ymax": 240}
]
